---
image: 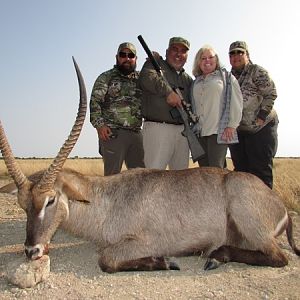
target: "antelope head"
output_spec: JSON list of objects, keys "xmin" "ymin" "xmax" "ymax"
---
[{"xmin": 0, "ymin": 57, "xmax": 87, "ymax": 260}]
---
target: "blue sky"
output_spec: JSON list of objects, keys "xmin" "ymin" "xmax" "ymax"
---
[{"xmin": 0, "ymin": 0, "xmax": 299, "ymax": 157}]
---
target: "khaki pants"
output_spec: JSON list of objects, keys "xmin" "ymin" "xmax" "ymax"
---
[{"xmin": 142, "ymin": 121, "xmax": 189, "ymax": 170}]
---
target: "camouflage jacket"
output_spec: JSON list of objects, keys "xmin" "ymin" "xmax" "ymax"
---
[
  {"xmin": 232, "ymin": 62, "xmax": 278, "ymax": 133},
  {"xmin": 90, "ymin": 66, "xmax": 142, "ymax": 131}
]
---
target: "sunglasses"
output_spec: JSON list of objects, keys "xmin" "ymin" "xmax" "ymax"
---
[
  {"xmin": 229, "ymin": 50, "xmax": 245, "ymax": 56},
  {"xmin": 118, "ymin": 51, "xmax": 136, "ymax": 59}
]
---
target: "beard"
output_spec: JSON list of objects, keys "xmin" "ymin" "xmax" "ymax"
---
[{"xmin": 117, "ymin": 62, "xmax": 136, "ymax": 75}]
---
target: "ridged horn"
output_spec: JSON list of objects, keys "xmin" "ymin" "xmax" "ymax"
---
[
  {"xmin": 37, "ymin": 57, "xmax": 87, "ymax": 192},
  {"xmin": 0, "ymin": 121, "xmax": 30, "ymax": 189}
]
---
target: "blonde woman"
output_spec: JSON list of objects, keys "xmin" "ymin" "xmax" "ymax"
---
[{"xmin": 191, "ymin": 45, "xmax": 243, "ymax": 168}]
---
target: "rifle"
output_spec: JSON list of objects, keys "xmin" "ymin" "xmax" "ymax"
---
[{"xmin": 137, "ymin": 35, "xmax": 205, "ymax": 162}]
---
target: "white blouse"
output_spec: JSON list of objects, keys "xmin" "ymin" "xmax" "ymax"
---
[{"xmin": 192, "ymin": 70, "xmax": 242, "ymax": 137}]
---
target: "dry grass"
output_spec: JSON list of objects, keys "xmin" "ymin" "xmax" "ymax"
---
[
  {"xmin": 272, "ymin": 159, "xmax": 300, "ymax": 213},
  {"xmin": 0, "ymin": 157, "xmax": 299, "ymax": 213},
  {"xmin": 0, "ymin": 158, "xmax": 104, "ymax": 177}
]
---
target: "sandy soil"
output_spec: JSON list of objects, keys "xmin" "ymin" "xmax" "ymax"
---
[{"xmin": 0, "ymin": 178, "xmax": 300, "ymax": 300}]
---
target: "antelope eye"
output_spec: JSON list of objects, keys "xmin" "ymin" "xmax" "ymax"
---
[{"xmin": 46, "ymin": 197, "xmax": 55, "ymax": 207}]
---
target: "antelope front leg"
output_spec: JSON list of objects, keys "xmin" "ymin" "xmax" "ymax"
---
[
  {"xmin": 98, "ymin": 239, "xmax": 180, "ymax": 273},
  {"xmin": 99, "ymin": 256, "xmax": 180, "ymax": 273}
]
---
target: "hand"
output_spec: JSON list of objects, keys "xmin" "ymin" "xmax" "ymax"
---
[
  {"xmin": 256, "ymin": 118, "xmax": 265, "ymax": 126},
  {"xmin": 97, "ymin": 125, "xmax": 112, "ymax": 142},
  {"xmin": 152, "ymin": 51, "xmax": 161, "ymax": 59},
  {"xmin": 146, "ymin": 51, "xmax": 161, "ymax": 61},
  {"xmin": 166, "ymin": 91, "xmax": 182, "ymax": 108},
  {"xmin": 221, "ymin": 127, "xmax": 235, "ymax": 142}
]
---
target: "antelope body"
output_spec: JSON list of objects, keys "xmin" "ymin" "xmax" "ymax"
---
[{"xmin": 0, "ymin": 59, "xmax": 299, "ymax": 273}]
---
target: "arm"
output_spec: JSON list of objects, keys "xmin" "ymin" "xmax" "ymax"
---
[
  {"xmin": 139, "ymin": 60, "xmax": 182, "ymax": 108},
  {"xmin": 138, "ymin": 60, "xmax": 173, "ymax": 98},
  {"xmin": 227, "ymin": 76, "xmax": 243, "ymax": 129},
  {"xmin": 254, "ymin": 66, "xmax": 277, "ymax": 123},
  {"xmin": 221, "ymin": 75, "xmax": 243, "ymax": 143},
  {"xmin": 90, "ymin": 73, "xmax": 108, "ymax": 128},
  {"xmin": 90, "ymin": 72, "xmax": 113, "ymax": 141}
]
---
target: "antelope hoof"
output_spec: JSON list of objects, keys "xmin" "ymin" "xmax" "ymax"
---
[
  {"xmin": 168, "ymin": 261, "xmax": 180, "ymax": 270},
  {"xmin": 204, "ymin": 258, "xmax": 222, "ymax": 271},
  {"xmin": 165, "ymin": 257, "xmax": 180, "ymax": 270}
]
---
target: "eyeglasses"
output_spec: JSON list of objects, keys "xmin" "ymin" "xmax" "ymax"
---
[
  {"xmin": 229, "ymin": 50, "xmax": 245, "ymax": 57},
  {"xmin": 118, "ymin": 51, "xmax": 136, "ymax": 59}
]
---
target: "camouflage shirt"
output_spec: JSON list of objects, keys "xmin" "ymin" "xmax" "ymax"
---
[
  {"xmin": 90, "ymin": 66, "xmax": 142, "ymax": 130},
  {"xmin": 232, "ymin": 62, "xmax": 278, "ymax": 133}
]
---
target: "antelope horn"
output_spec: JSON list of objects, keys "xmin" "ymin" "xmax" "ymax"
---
[
  {"xmin": 0, "ymin": 121, "xmax": 30, "ymax": 189},
  {"xmin": 37, "ymin": 57, "xmax": 87, "ymax": 191}
]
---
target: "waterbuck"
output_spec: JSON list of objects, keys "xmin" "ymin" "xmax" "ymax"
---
[{"xmin": 0, "ymin": 59, "xmax": 299, "ymax": 273}]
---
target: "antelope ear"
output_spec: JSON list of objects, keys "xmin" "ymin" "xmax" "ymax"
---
[
  {"xmin": 0, "ymin": 182, "xmax": 18, "ymax": 195},
  {"xmin": 60, "ymin": 182, "xmax": 90, "ymax": 204},
  {"xmin": 0, "ymin": 170, "xmax": 47, "ymax": 195}
]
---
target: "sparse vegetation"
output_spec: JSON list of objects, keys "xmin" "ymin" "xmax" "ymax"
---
[
  {"xmin": 0, "ymin": 157, "xmax": 299, "ymax": 212},
  {"xmin": 272, "ymin": 159, "xmax": 300, "ymax": 213}
]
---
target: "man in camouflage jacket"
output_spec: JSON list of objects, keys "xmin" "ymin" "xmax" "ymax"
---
[
  {"xmin": 90, "ymin": 42, "xmax": 144, "ymax": 175},
  {"xmin": 228, "ymin": 41, "xmax": 278, "ymax": 189}
]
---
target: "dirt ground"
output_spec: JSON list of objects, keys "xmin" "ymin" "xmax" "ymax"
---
[{"xmin": 0, "ymin": 178, "xmax": 300, "ymax": 300}]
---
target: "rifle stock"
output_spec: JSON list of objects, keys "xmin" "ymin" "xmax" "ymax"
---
[
  {"xmin": 138, "ymin": 35, "xmax": 205, "ymax": 162},
  {"xmin": 174, "ymin": 88, "xmax": 205, "ymax": 162}
]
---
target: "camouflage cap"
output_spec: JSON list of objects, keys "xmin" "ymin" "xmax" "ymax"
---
[
  {"xmin": 117, "ymin": 42, "xmax": 136, "ymax": 55},
  {"xmin": 168, "ymin": 37, "xmax": 190, "ymax": 50},
  {"xmin": 229, "ymin": 41, "xmax": 248, "ymax": 53}
]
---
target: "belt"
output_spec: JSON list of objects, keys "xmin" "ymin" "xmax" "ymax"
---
[
  {"xmin": 144, "ymin": 119, "xmax": 183, "ymax": 125},
  {"xmin": 114, "ymin": 127, "xmax": 141, "ymax": 133}
]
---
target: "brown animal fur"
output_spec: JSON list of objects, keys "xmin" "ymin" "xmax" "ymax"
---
[{"xmin": 1, "ymin": 167, "xmax": 299, "ymax": 272}]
